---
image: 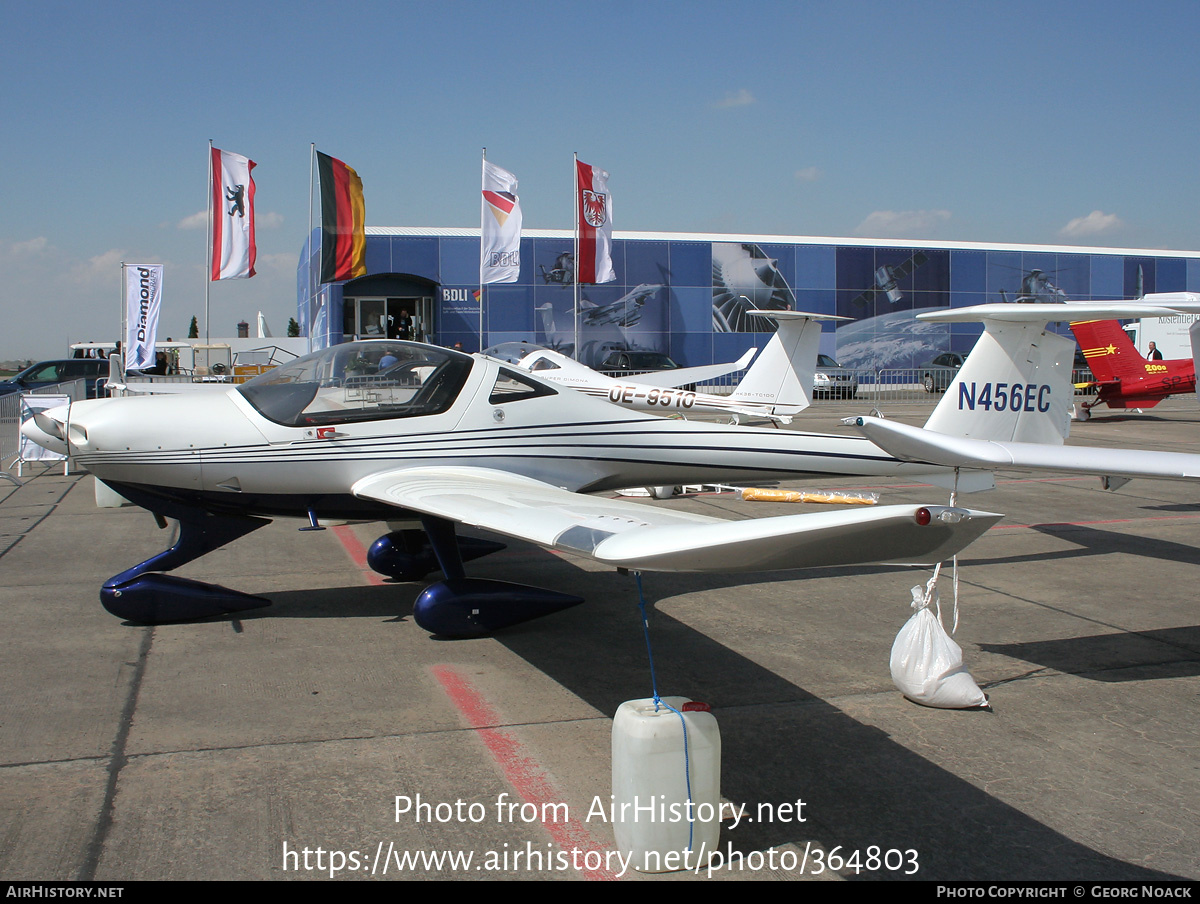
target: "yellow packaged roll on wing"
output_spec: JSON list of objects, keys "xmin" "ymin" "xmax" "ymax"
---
[{"xmin": 739, "ymin": 488, "xmax": 879, "ymax": 505}]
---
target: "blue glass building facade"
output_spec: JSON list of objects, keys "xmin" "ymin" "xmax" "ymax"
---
[{"xmin": 298, "ymin": 228, "xmax": 1200, "ymax": 370}]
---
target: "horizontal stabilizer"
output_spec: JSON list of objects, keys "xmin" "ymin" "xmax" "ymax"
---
[
  {"xmin": 852, "ymin": 416, "xmax": 1200, "ymax": 482},
  {"xmin": 918, "ymin": 299, "xmax": 1200, "ymax": 324}
]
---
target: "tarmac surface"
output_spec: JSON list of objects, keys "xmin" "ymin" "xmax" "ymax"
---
[{"xmin": 1, "ymin": 398, "xmax": 1198, "ymax": 882}]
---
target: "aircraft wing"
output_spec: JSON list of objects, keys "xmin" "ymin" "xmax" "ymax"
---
[
  {"xmin": 352, "ymin": 465, "xmax": 1001, "ymax": 572},
  {"xmin": 633, "ymin": 348, "xmax": 757, "ymax": 388},
  {"xmin": 850, "ymin": 416, "xmax": 1200, "ymax": 482}
]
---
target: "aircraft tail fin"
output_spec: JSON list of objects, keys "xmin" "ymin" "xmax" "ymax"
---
[
  {"xmin": 922, "ymin": 318, "xmax": 1076, "ymax": 445},
  {"xmin": 1069, "ymin": 319, "xmax": 1145, "ymax": 383},
  {"xmin": 731, "ymin": 310, "xmax": 847, "ymax": 415},
  {"xmin": 884, "ymin": 298, "xmax": 1200, "ymax": 459}
]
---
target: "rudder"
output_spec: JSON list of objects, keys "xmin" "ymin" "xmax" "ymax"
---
[
  {"xmin": 924, "ymin": 321, "xmax": 1075, "ymax": 445},
  {"xmin": 732, "ymin": 311, "xmax": 839, "ymax": 414},
  {"xmin": 1069, "ymin": 319, "xmax": 1144, "ymax": 382}
]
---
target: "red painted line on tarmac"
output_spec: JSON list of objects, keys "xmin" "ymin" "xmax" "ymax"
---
[
  {"xmin": 332, "ymin": 524, "xmax": 386, "ymax": 585},
  {"xmin": 431, "ymin": 664, "xmax": 618, "ymax": 881}
]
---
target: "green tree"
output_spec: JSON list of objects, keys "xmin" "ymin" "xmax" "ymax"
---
[
  {"xmin": 287, "ymin": 317, "xmax": 300, "ymax": 338},
  {"xmin": 188, "ymin": 315, "xmax": 199, "ymax": 339}
]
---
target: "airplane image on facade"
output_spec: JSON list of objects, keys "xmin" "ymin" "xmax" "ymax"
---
[{"xmin": 579, "ymin": 284, "xmax": 661, "ymax": 328}]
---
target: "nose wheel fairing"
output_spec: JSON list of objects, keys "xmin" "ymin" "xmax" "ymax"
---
[
  {"xmin": 103, "ymin": 572, "xmax": 270, "ymax": 624},
  {"xmin": 99, "ymin": 488, "xmax": 271, "ymax": 624}
]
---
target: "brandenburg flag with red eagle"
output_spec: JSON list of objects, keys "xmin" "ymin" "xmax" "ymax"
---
[
  {"xmin": 316, "ymin": 151, "xmax": 366, "ymax": 283},
  {"xmin": 480, "ymin": 160, "xmax": 522, "ymax": 284},
  {"xmin": 210, "ymin": 147, "xmax": 256, "ymax": 280},
  {"xmin": 575, "ymin": 158, "xmax": 615, "ymax": 284}
]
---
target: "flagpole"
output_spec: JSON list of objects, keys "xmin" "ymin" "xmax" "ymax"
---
[
  {"xmin": 205, "ymin": 140, "xmax": 212, "ymax": 346},
  {"xmin": 308, "ymin": 143, "xmax": 314, "ymax": 354},
  {"xmin": 572, "ymin": 152, "xmax": 579, "ymax": 361},
  {"xmin": 119, "ymin": 261, "xmax": 126, "ymax": 366},
  {"xmin": 479, "ymin": 147, "xmax": 486, "ymax": 352}
]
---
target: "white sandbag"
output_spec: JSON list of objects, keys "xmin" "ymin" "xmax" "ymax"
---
[{"xmin": 891, "ymin": 584, "xmax": 987, "ymax": 709}]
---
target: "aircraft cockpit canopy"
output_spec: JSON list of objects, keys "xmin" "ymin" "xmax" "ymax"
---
[
  {"xmin": 481, "ymin": 341, "xmax": 546, "ymax": 365},
  {"xmin": 237, "ymin": 341, "xmax": 474, "ymax": 427}
]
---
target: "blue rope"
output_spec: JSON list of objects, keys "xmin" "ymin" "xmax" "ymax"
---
[
  {"xmin": 634, "ymin": 572, "xmax": 661, "ymax": 704},
  {"xmin": 634, "ymin": 572, "xmax": 695, "ymax": 852}
]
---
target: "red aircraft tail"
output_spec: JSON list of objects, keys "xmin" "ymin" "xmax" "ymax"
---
[
  {"xmin": 1069, "ymin": 319, "xmax": 1147, "ymax": 383},
  {"xmin": 1070, "ymin": 318, "xmax": 1197, "ymax": 412}
]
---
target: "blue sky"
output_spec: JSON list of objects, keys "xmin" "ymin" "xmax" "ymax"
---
[{"xmin": 2, "ymin": 0, "xmax": 1198, "ymax": 360}]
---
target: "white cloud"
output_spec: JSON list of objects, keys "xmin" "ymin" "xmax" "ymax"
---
[
  {"xmin": 714, "ymin": 88, "xmax": 755, "ymax": 108},
  {"xmin": 178, "ymin": 210, "xmax": 207, "ymax": 230},
  {"xmin": 794, "ymin": 166, "xmax": 821, "ymax": 182},
  {"xmin": 7, "ymin": 236, "xmax": 48, "ymax": 256},
  {"xmin": 179, "ymin": 209, "xmax": 282, "ymax": 229},
  {"xmin": 1059, "ymin": 210, "xmax": 1123, "ymax": 238},
  {"xmin": 255, "ymin": 251, "xmax": 297, "ymax": 272},
  {"xmin": 853, "ymin": 209, "xmax": 951, "ymax": 238},
  {"xmin": 69, "ymin": 248, "xmax": 128, "ymax": 286}
]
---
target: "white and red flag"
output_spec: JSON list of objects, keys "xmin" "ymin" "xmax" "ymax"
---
[
  {"xmin": 210, "ymin": 147, "xmax": 257, "ymax": 280},
  {"xmin": 480, "ymin": 160, "xmax": 522, "ymax": 283},
  {"xmin": 575, "ymin": 158, "xmax": 615, "ymax": 284}
]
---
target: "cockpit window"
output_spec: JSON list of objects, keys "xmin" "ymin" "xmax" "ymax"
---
[
  {"xmin": 238, "ymin": 341, "xmax": 473, "ymax": 426},
  {"xmin": 528, "ymin": 357, "xmax": 561, "ymax": 372},
  {"xmin": 488, "ymin": 367, "xmax": 556, "ymax": 404}
]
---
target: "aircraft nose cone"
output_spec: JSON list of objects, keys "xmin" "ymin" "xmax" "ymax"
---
[{"xmin": 19, "ymin": 404, "xmax": 71, "ymax": 455}]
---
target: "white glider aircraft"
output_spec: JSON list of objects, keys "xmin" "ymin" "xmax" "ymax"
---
[
  {"xmin": 22, "ymin": 339, "xmax": 1000, "ymax": 634},
  {"xmin": 494, "ymin": 311, "xmax": 844, "ymax": 424}
]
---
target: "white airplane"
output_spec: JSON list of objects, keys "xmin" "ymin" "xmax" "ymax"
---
[
  {"xmin": 848, "ymin": 296, "xmax": 1200, "ymax": 487},
  {"xmin": 21, "ymin": 339, "xmax": 1000, "ymax": 634},
  {"xmin": 492, "ymin": 310, "xmax": 845, "ymax": 424}
]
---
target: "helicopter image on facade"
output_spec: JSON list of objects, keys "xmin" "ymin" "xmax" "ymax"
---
[{"xmin": 996, "ymin": 268, "xmax": 1071, "ymax": 304}]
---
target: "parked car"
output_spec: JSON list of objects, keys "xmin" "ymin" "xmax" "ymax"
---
[
  {"xmin": 598, "ymin": 350, "xmax": 680, "ymax": 374},
  {"xmin": 813, "ymin": 354, "xmax": 858, "ymax": 398},
  {"xmin": 0, "ymin": 359, "xmax": 109, "ymax": 399},
  {"xmin": 920, "ymin": 352, "xmax": 967, "ymax": 393}
]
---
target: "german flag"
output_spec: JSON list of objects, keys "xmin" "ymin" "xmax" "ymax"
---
[{"xmin": 316, "ymin": 151, "xmax": 366, "ymax": 283}]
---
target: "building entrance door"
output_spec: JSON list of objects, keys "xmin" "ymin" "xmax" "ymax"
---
[{"xmin": 345, "ymin": 296, "xmax": 434, "ymax": 343}]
